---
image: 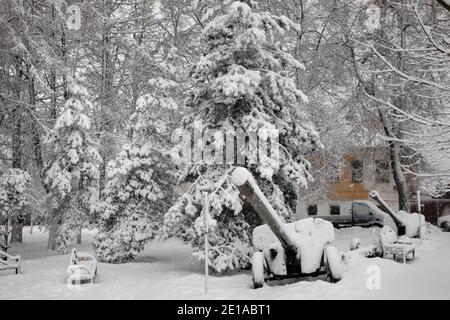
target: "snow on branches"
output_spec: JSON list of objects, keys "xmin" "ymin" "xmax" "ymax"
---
[
  {"xmin": 45, "ymin": 82, "xmax": 101, "ymax": 200},
  {"xmin": 164, "ymin": 1, "xmax": 319, "ymax": 272},
  {"xmin": 92, "ymin": 143, "xmax": 175, "ymax": 263},
  {"xmin": 186, "ymin": 0, "xmax": 318, "ymax": 186},
  {"xmin": 44, "ymin": 81, "xmax": 101, "ymax": 252},
  {"xmin": 93, "ymin": 49, "xmax": 180, "ymax": 263},
  {"xmin": 0, "ymin": 169, "xmax": 31, "ymax": 250}
]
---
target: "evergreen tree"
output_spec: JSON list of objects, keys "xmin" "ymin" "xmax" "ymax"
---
[
  {"xmin": 92, "ymin": 50, "xmax": 180, "ymax": 263},
  {"xmin": 0, "ymin": 169, "xmax": 31, "ymax": 252},
  {"xmin": 164, "ymin": 0, "xmax": 319, "ymax": 272},
  {"xmin": 44, "ymin": 81, "xmax": 101, "ymax": 252}
]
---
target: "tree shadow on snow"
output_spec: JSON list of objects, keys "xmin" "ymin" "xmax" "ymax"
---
[
  {"xmin": 266, "ymin": 274, "xmax": 329, "ymax": 287},
  {"xmin": 133, "ymin": 255, "xmax": 204, "ymax": 274},
  {"xmin": 134, "ymin": 239, "xmax": 205, "ymax": 274}
]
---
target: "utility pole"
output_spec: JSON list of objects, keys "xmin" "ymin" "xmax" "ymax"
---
[
  {"xmin": 204, "ymin": 193, "xmax": 209, "ymax": 294},
  {"xmin": 417, "ymin": 190, "xmax": 422, "ymax": 243}
]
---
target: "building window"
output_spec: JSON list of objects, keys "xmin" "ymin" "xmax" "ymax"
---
[
  {"xmin": 327, "ymin": 161, "xmax": 340, "ymax": 182},
  {"xmin": 375, "ymin": 160, "xmax": 390, "ymax": 183},
  {"xmin": 308, "ymin": 205, "xmax": 318, "ymax": 216},
  {"xmin": 330, "ymin": 205, "xmax": 340, "ymax": 215},
  {"xmin": 351, "ymin": 159, "xmax": 363, "ymax": 183}
]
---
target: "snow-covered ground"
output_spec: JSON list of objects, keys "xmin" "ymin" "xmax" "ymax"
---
[{"xmin": 1, "ymin": 226, "xmax": 449, "ymax": 300}]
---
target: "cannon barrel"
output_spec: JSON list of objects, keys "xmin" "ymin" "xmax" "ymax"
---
[
  {"xmin": 369, "ymin": 190, "xmax": 406, "ymax": 236},
  {"xmin": 231, "ymin": 167, "xmax": 298, "ymax": 255}
]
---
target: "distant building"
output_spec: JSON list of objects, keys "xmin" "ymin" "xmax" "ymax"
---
[{"xmin": 296, "ymin": 148, "xmax": 400, "ymax": 219}]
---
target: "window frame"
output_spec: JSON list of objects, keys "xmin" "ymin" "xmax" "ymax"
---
[
  {"xmin": 327, "ymin": 161, "xmax": 341, "ymax": 182},
  {"xmin": 307, "ymin": 204, "xmax": 318, "ymax": 216},
  {"xmin": 351, "ymin": 159, "xmax": 364, "ymax": 183},
  {"xmin": 329, "ymin": 204, "xmax": 340, "ymax": 216}
]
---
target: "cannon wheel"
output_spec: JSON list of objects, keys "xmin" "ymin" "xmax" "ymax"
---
[
  {"xmin": 252, "ymin": 251, "xmax": 267, "ymax": 289},
  {"xmin": 324, "ymin": 246, "xmax": 342, "ymax": 283}
]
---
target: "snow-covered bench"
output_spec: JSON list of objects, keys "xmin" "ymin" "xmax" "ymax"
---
[
  {"xmin": 0, "ymin": 250, "xmax": 21, "ymax": 274},
  {"xmin": 379, "ymin": 227, "xmax": 417, "ymax": 263},
  {"xmin": 66, "ymin": 248, "xmax": 97, "ymax": 284}
]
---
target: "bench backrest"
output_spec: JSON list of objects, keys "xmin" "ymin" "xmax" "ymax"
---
[
  {"xmin": 70, "ymin": 248, "xmax": 78, "ymax": 265},
  {"xmin": 379, "ymin": 226, "xmax": 398, "ymax": 246}
]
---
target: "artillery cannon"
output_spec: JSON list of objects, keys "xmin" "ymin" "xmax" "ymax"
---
[
  {"xmin": 369, "ymin": 190, "xmax": 407, "ymax": 236},
  {"xmin": 346, "ymin": 190, "xmax": 424, "ymax": 263},
  {"xmin": 231, "ymin": 167, "xmax": 343, "ymax": 288},
  {"xmin": 369, "ymin": 190, "xmax": 426, "ymax": 238}
]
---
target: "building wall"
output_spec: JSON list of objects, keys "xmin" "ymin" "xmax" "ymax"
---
[
  {"xmin": 296, "ymin": 150, "xmax": 399, "ymax": 219},
  {"xmin": 296, "ymin": 200, "xmax": 354, "ymax": 220}
]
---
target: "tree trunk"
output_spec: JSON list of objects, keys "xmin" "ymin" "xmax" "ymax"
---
[
  {"xmin": 61, "ymin": 30, "xmax": 70, "ymax": 101},
  {"xmin": 11, "ymin": 105, "xmax": 22, "ymax": 169},
  {"xmin": 47, "ymin": 12, "xmax": 68, "ymax": 250},
  {"xmin": 50, "ymin": 4, "xmax": 58, "ymax": 120},
  {"xmin": 47, "ymin": 224, "xmax": 58, "ymax": 251},
  {"xmin": 378, "ymin": 109, "xmax": 410, "ymax": 211},
  {"xmin": 47, "ymin": 211, "xmax": 59, "ymax": 251},
  {"xmin": 2, "ymin": 218, "xmax": 11, "ymax": 253},
  {"xmin": 389, "ymin": 140, "xmax": 409, "ymax": 211},
  {"xmin": 29, "ymin": 76, "xmax": 44, "ymax": 177},
  {"xmin": 389, "ymin": 0, "xmax": 409, "ymax": 212},
  {"xmin": 99, "ymin": 2, "xmax": 112, "ymax": 197},
  {"xmin": 11, "ymin": 219, "xmax": 23, "ymax": 243},
  {"xmin": 76, "ymin": 228, "xmax": 82, "ymax": 244},
  {"xmin": 11, "ymin": 60, "xmax": 23, "ymax": 244},
  {"xmin": 99, "ymin": 161, "xmax": 106, "ymax": 198},
  {"xmin": 47, "ymin": 204, "xmax": 63, "ymax": 251},
  {"xmin": 50, "ymin": 69, "xmax": 57, "ymax": 120},
  {"xmin": 30, "ymin": 212, "xmax": 34, "ymax": 235},
  {"xmin": 12, "ymin": 73, "xmax": 22, "ymax": 170}
]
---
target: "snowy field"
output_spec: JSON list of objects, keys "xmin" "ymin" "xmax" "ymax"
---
[{"xmin": 1, "ymin": 226, "xmax": 449, "ymax": 300}]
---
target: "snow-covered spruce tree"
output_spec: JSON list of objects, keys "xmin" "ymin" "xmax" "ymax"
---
[
  {"xmin": 92, "ymin": 49, "xmax": 179, "ymax": 263},
  {"xmin": 44, "ymin": 81, "xmax": 101, "ymax": 252},
  {"xmin": 0, "ymin": 169, "xmax": 31, "ymax": 252},
  {"xmin": 163, "ymin": 0, "xmax": 319, "ymax": 272}
]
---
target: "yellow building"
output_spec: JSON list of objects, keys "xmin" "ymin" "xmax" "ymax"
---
[{"xmin": 296, "ymin": 149, "xmax": 400, "ymax": 219}]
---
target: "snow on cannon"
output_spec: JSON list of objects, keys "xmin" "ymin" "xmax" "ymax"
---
[
  {"xmin": 369, "ymin": 190, "xmax": 407, "ymax": 236},
  {"xmin": 231, "ymin": 167, "xmax": 343, "ymax": 288},
  {"xmin": 346, "ymin": 190, "xmax": 426, "ymax": 263},
  {"xmin": 369, "ymin": 190, "xmax": 425, "ymax": 238}
]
